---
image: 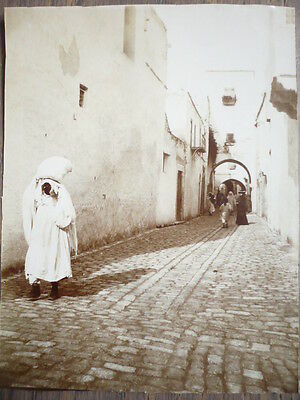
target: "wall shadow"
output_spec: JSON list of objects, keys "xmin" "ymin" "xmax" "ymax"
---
[{"xmin": 2, "ymin": 215, "xmax": 240, "ymax": 300}]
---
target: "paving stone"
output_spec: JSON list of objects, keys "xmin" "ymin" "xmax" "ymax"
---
[
  {"xmin": 251, "ymin": 343, "xmax": 270, "ymax": 352},
  {"xmin": 81, "ymin": 375, "xmax": 95, "ymax": 383},
  {"xmin": 0, "ymin": 214, "xmax": 297, "ymax": 392},
  {"xmin": 243, "ymin": 369, "xmax": 264, "ymax": 380},
  {"xmin": 185, "ymin": 329, "xmax": 198, "ymax": 337},
  {"xmin": 230, "ymin": 338, "xmax": 249, "ymax": 346},
  {"xmin": 137, "ymin": 368, "xmax": 162, "ymax": 378},
  {"xmin": 13, "ymin": 352, "xmax": 41, "ymax": 358},
  {"xmin": 198, "ymin": 335, "xmax": 223, "ymax": 344},
  {"xmin": 104, "ymin": 362, "xmax": 136, "ymax": 373},
  {"xmin": 245, "ymin": 384, "xmax": 265, "ymax": 393},
  {"xmin": 112, "ymin": 346, "xmax": 138, "ymax": 354},
  {"xmin": 228, "ymin": 310, "xmax": 251, "ymax": 316},
  {"xmin": 0, "ymin": 330, "xmax": 20, "ymax": 339},
  {"xmin": 190, "ymin": 384, "xmax": 204, "ymax": 391},
  {"xmin": 88, "ymin": 367, "xmax": 115, "ymax": 379},
  {"xmin": 208, "ymin": 354, "xmax": 223, "ymax": 364},
  {"xmin": 26, "ymin": 341, "xmax": 56, "ymax": 348},
  {"xmin": 19, "ymin": 313, "xmax": 40, "ymax": 318},
  {"xmin": 117, "ymin": 335, "xmax": 149, "ymax": 346},
  {"xmin": 206, "ymin": 375, "xmax": 223, "ymax": 391},
  {"xmin": 227, "ymin": 382, "xmax": 242, "ymax": 393},
  {"xmin": 144, "ymin": 336, "xmax": 175, "ymax": 345}
]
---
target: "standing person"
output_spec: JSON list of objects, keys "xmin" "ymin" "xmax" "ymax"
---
[
  {"xmin": 216, "ymin": 188, "xmax": 221, "ymax": 207},
  {"xmin": 22, "ymin": 157, "xmax": 77, "ymax": 300},
  {"xmin": 219, "ymin": 198, "xmax": 230, "ymax": 228},
  {"xmin": 236, "ymin": 190, "xmax": 249, "ymax": 225},
  {"xmin": 227, "ymin": 191, "xmax": 236, "ymax": 215},
  {"xmin": 216, "ymin": 187, "xmax": 227, "ymax": 208},
  {"xmin": 207, "ymin": 192, "xmax": 216, "ymax": 216}
]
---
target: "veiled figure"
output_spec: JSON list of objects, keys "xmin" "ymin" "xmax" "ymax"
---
[{"xmin": 236, "ymin": 192, "xmax": 249, "ymax": 225}]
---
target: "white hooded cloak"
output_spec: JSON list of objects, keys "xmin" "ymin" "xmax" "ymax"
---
[{"xmin": 22, "ymin": 157, "xmax": 77, "ymax": 284}]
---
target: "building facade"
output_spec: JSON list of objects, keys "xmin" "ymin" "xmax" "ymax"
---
[
  {"xmin": 2, "ymin": 6, "xmax": 168, "ymax": 271},
  {"xmin": 206, "ymin": 7, "xmax": 298, "ymax": 247},
  {"xmin": 255, "ymin": 75, "xmax": 298, "ymax": 246},
  {"xmin": 205, "ymin": 69, "xmax": 261, "ymax": 210},
  {"xmin": 254, "ymin": 7, "xmax": 298, "ymax": 247},
  {"xmin": 156, "ymin": 90, "xmax": 208, "ymax": 226}
]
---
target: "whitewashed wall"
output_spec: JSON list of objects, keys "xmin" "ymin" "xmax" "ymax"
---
[
  {"xmin": 255, "ymin": 8, "xmax": 298, "ymax": 247},
  {"xmin": 3, "ymin": 6, "xmax": 167, "ymax": 270},
  {"xmin": 156, "ymin": 91, "xmax": 208, "ymax": 225}
]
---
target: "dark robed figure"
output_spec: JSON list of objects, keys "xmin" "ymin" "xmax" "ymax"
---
[{"xmin": 236, "ymin": 192, "xmax": 249, "ymax": 225}]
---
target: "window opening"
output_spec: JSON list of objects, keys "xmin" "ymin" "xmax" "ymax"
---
[
  {"xmin": 225, "ymin": 133, "xmax": 235, "ymax": 145},
  {"xmin": 79, "ymin": 84, "xmax": 88, "ymax": 108},
  {"xmin": 163, "ymin": 152, "xmax": 170, "ymax": 173}
]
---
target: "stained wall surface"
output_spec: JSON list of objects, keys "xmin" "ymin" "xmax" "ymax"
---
[
  {"xmin": 2, "ymin": 6, "xmax": 167, "ymax": 270},
  {"xmin": 255, "ymin": 8, "xmax": 298, "ymax": 247}
]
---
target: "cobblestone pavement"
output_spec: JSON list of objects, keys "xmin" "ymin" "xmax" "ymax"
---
[{"xmin": 0, "ymin": 214, "xmax": 298, "ymax": 393}]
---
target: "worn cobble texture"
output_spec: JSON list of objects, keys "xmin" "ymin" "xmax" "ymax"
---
[{"xmin": 0, "ymin": 214, "xmax": 298, "ymax": 392}]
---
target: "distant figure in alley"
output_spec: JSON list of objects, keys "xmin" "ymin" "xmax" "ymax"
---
[
  {"xmin": 219, "ymin": 197, "xmax": 231, "ymax": 228},
  {"xmin": 207, "ymin": 192, "xmax": 216, "ymax": 216},
  {"xmin": 216, "ymin": 184, "xmax": 227, "ymax": 207},
  {"xmin": 227, "ymin": 191, "xmax": 236, "ymax": 215},
  {"xmin": 236, "ymin": 190, "xmax": 249, "ymax": 225},
  {"xmin": 22, "ymin": 157, "xmax": 77, "ymax": 300}
]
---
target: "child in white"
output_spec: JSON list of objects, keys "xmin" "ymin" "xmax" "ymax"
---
[{"xmin": 219, "ymin": 198, "xmax": 231, "ymax": 228}]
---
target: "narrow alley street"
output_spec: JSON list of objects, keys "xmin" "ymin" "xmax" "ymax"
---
[{"xmin": 0, "ymin": 214, "xmax": 298, "ymax": 393}]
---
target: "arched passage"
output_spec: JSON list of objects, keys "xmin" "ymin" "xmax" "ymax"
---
[
  {"xmin": 209, "ymin": 159, "xmax": 253, "ymax": 212},
  {"xmin": 210, "ymin": 158, "xmax": 252, "ymax": 184},
  {"xmin": 221, "ymin": 179, "xmax": 246, "ymax": 194}
]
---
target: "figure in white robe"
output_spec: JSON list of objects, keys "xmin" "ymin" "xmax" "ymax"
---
[
  {"xmin": 219, "ymin": 201, "xmax": 230, "ymax": 228},
  {"xmin": 22, "ymin": 157, "xmax": 77, "ymax": 299},
  {"xmin": 227, "ymin": 191, "xmax": 236, "ymax": 215}
]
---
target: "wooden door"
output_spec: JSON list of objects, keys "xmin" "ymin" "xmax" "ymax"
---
[
  {"xmin": 200, "ymin": 172, "xmax": 206, "ymax": 215},
  {"xmin": 176, "ymin": 171, "xmax": 183, "ymax": 221},
  {"xmin": 198, "ymin": 173, "xmax": 201, "ymax": 215}
]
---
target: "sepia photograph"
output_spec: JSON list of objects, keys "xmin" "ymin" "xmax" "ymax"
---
[{"xmin": 0, "ymin": 3, "xmax": 298, "ymax": 393}]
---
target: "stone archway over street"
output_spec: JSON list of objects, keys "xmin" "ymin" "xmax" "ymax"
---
[{"xmin": 210, "ymin": 158, "xmax": 252, "ymax": 184}]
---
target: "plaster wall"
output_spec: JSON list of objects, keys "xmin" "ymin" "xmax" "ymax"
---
[
  {"xmin": 183, "ymin": 94, "xmax": 208, "ymax": 219},
  {"xmin": 3, "ymin": 6, "xmax": 167, "ymax": 270},
  {"xmin": 156, "ymin": 91, "xmax": 208, "ymax": 225},
  {"xmin": 256, "ymin": 100, "xmax": 298, "ymax": 246},
  {"xmin": 155, "ymin": 128, "xmax": 185, "ymax": 226},
  {"xmin": 254, "ymin": 8, "xmax": 298, "ymax": 247}
]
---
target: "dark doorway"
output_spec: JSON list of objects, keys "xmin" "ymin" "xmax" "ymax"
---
[
  {"xmin": 176, "ymin": 170, "xmax": 183, "ymax": 221},
  {"xmin": 222, "ymin": 179, "xmax": 246, "ymax": 195},
  {"xmin": 198, "ymin": 169, "xmax": 207, "ymax": 215},
  {"xmin": 224, "ymin": 179, "xmax": 234, "ymax": 193},
  {"xmin": 198, "ymin": 173, "xmax": 201, "ymax": 215},
  {"xmin": 200, "ymin": 169, "xmax": 206, "ymax": 215}
]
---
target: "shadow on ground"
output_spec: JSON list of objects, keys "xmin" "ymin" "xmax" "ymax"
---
[
  {"xmin": 3, "ymin": 268, "xmax": 157, "ymax": 300},
  {"xmin": 2, "ymin": 214, "xmax": 241, "ymax": 300},
  {"xmin": 62, "ymin": 268, "xmax": 156, "ymax": 298}
]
